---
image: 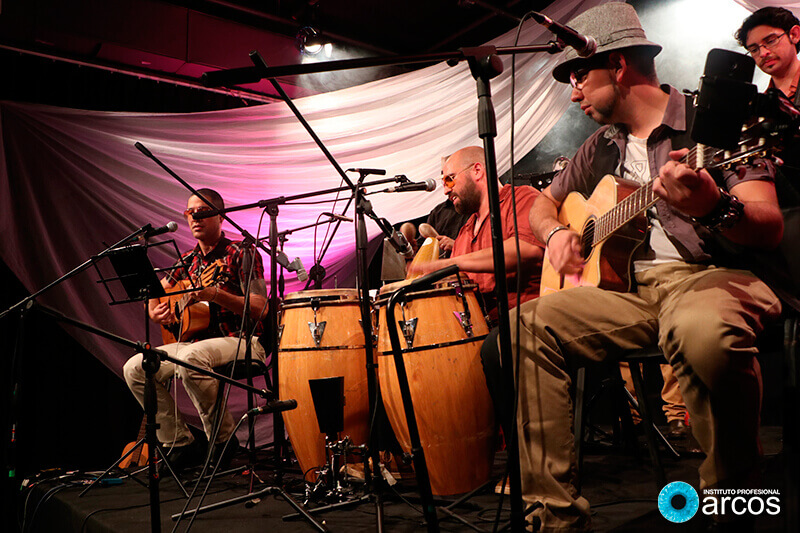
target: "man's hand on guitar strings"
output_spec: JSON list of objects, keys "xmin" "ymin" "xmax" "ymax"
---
[
  {"xmin": 547, "ymin": 229, "xmax": 584, "ymax": 276},
  {"xmin": 149, "ymin": 301, "xmax": 175, "ymax": 325}
]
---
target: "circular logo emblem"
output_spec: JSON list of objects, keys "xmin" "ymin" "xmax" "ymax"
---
[{"xmin": 658, "ymin": 481, "xmax": 699, "ymax": 523}]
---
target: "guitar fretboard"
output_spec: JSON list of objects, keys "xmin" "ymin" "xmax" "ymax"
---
[{"xmin": 587, "ymin": 144, "xmax": 722, "ymax": 247}]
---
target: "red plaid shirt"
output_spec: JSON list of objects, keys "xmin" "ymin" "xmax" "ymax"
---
[{"xmin": 168, "ymin": 234, "xmax": 265, "ymax": 338}]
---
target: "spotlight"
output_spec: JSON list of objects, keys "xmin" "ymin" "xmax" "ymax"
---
[{"xmin": 296, "ymin": 26, "xmax": 326, "ymax": 55}]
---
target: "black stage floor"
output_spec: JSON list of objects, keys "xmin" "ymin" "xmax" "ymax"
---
[{"xmin": 15, "ymin": 427, "xmax": 788, "ymax": 533}]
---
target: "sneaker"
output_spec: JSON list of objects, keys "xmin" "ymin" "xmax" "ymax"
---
[{"xmin": 212, "ymin": 434, "xmax": 240, "ymax": 470}]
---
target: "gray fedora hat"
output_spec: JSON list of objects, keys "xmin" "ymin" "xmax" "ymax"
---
[{"xmin": 552, "ymin": 2, "xmax": 662, "ymax": 83}]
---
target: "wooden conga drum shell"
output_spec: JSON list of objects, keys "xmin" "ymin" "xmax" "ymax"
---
[
  {"xmin": 278, "ymin": 289, "xmax": 370, "ymax": 478},
  {"xmin": 376, "ymin": 283, "xmax": 495, "ymax": 496}
]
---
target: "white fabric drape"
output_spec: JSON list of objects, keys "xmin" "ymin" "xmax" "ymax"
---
[
  {"xmin": 0, "ymin": 0, "xmax": 604, "ymax": 430},
  {"xmin": 733, "ymin": 1, "xmax": 800, "ymax": 15}
]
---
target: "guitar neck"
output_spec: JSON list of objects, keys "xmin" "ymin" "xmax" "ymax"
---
[{"xmin": 593, "ymin": 144, "xmax": 725, "ymax": 244}]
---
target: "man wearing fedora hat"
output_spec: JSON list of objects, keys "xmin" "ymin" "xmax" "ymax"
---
[{"xmin": 511, "ymin": 2, "xmax": 782, "ymax": 530}]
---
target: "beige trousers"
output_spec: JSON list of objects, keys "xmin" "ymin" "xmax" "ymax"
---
[
  {"xmin": 123, "ymin": 335, "xmax": 266, "ymax": 447},
  {"xmin": 511, "ymin": 263, "xmax": 780, "ymax": 531},
  {"xmin": 619, "ymin": 362, "xmax": 686, "ymax": 423}
]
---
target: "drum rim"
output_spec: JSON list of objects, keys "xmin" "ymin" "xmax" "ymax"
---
[{"xmin": 374, "ymin": 282, "xmax": 479, "ymax": 304}]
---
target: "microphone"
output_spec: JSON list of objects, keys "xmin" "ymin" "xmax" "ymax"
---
[
  {"xmin": 322, "ymin": 212, "xmax": 354, "ymax": 222},
  {"xmin": 346, "ymin": 168, "xmax": 386, "ymax": 176},
  {"xmin": 246, "ymin": 399, "xmax": 298, "ymax": 417},
  {"xmin": 141, "ymin": 221, "xmax": 179, "ymax": 238},
  {"xmin": 531, "ymin": 12, "xmax": 597, "ymax": 58},
  {"xmin": 385, "ymin": 179, "xmax": 437, "ymax": 193},
  {"xmin": 289, "ymin": 257, "xmax": 309, "ymax": 282},
  {"xmin": 201, "ymin": 66, "xmax": 262, "ymax": 88},
  {"xmin": 390, "ymin": 229, "xmax": 415, "ymax": 259}
]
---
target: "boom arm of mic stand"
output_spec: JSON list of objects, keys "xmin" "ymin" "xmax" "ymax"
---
[{"xmin": 0, "ymin": 224, "xmax": 165, "ymax": 321}]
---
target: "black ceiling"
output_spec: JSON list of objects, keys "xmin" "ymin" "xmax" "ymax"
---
[{"xmin": 0, "ymin": 0, "xmax": 555, "ymax": 110}]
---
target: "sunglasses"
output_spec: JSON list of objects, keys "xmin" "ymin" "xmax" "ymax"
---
[
  {"xmin": 183, "ymin": 206, "xmax": 216, "ymax": 219},
  {"xmin": 441, "ymin": 163, "xmax": 476, "ymax": 189}
]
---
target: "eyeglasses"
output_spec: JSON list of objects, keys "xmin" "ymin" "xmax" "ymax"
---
[
  {"xmin": 569, "ymin": 68, "xmax": 591, "ymax": 90},
  {"xmin": 441, "ymin": 163, "xmax": 475, "ymax": 189},
  {"xmin": 183, "ymin": 206, "xmax": 215, "ymax": 219},
  {"xmin": 746, "ymin": 32, "xmax": 787, "ymax": 56}
]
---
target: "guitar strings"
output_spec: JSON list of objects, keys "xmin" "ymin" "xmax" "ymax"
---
[{"xmin": 590, "ymin": 144, "xmax": 721, "ymax": 247}]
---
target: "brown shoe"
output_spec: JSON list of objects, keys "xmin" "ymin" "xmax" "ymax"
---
[
  {"xmin": 667, "ymin": 419, "xmax": 694, "ymax": 439},
  {"xmin": 495, "ymin": 477, "xmax": 511, "ymax": 495},
  {"xmin": 666, "ymin": 420, "xmax": 704, "ymax": 455}
]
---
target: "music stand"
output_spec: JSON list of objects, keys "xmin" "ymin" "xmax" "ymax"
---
[{"xmin": 81, "ymin": 243, "xmax": 190, "ymax": 503}]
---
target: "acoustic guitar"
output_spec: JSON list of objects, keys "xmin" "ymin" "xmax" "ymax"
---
[
  {"xmin": 119, "ymin": 417, "xmax": 148, "ymax": 469},
  {"xmin": 540, "ymin": 141, "xmax": 777, "ymax": 296},
  {"xmin": 160, "ymin": 259, "xmax": 229, "ymax": 344}
]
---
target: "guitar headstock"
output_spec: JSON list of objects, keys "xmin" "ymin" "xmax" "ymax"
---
[{"xmin": 702, "ymin": 116, "xmax": 789, "ymax": 172}]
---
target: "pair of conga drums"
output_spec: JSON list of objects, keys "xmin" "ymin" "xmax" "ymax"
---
[{"xmin": 278, "ymin": 279, "xmax": 495, "ymax": 496}]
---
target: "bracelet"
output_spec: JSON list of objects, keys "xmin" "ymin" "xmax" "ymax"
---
[
  {"xmin": 210, "ymin": 285, "xmax": 219, "ymax": 304},
  {"xmin": 545, "ymin": 225, "xmax": 570, "ymax": 247},
  {"xmin": 693, "ymin": 188, "xmax": 745, "ymax": 231}
]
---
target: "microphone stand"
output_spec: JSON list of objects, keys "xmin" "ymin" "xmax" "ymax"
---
[
  {"xmin": 204, "ymin": 42, "xmax": 566, "ymax": 532},
  {"xmin": 20, "ymin": 301, "xmax": 274, "ymax": 533},
  {"xmin": 466, "ymin": 50, "xmax": 524, "ymax": 529}
]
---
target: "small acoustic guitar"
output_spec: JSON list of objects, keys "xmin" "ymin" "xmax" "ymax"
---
[
  {"xmin": 119, "ymin": 417, "xmax": 148, "ymax": 469},
  {"xmin": 159, "ymin": 259, "xmax": 229, "ymax": 344},
  {"xmin": 540, "ymin": 140, "xmax": 778, "ymax": 296}
]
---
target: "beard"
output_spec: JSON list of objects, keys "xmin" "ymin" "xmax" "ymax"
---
[
  {"xmin": 453, "ymin": 178, "xmax": 482, "ymax": 215},
  {"xmin": 587, "ymin": 84, "xmax": 620, "ymax": 125}
]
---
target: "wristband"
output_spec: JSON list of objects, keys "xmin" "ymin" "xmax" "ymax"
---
[
  {"xmin": 693, "ymin": 188, "xmax": 744, "ymax": 231},
  {"xmin": 545, "ymin": 225, "xmax": 570, "ymax": 247}
]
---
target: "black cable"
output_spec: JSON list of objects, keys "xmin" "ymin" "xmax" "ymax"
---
[
  {"xmin": 24, "ymin": 482, "xmax": 71, "ymax": 533},
  {"xmin": 494, "ymin": 11, "xmax": 538, "ymax": 533},
  {"xmin": 172, "ymin": 209, "xmax": 268, "ymax": 533}
]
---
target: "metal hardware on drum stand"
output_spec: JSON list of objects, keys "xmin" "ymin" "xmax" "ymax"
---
[
  {"xmin": 449, "ymin": 277, "xmax": 474, "ymax": 337},
  {"xmin": 307, "ymin": 297, "xmax": 326, "ymax": 347},
  {"xmin": 398, "ymin": 300, "xmax": 418, "ymax": 349}
]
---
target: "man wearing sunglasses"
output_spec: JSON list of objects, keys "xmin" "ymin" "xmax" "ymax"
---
[
  {"xmin": 123, "ymin": 188, "xmax": 268, "ymax": 473},
  {"xmin": 410, "ymin": 145, "xmax": 545, "ymax": 319},
  {"xmin": 510, "ymin": 3, "xmax": 782, "ymax": 531}
]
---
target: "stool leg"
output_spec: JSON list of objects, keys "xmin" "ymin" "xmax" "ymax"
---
[
  {"xmin": 628, "ymin": 362, "xmax": 666, "ymax": 487},
  {"xmin": 574, "ymin": 366, "xmax": 586, "ymax": 493}
]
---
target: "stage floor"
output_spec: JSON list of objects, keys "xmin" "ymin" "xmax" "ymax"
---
[{"xmin": 16, "ymin": 427, "xmax": 787, "ymax": 533}]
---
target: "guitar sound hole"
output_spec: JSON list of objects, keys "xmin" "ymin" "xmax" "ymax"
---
[{"xmin": 581, "ymin": 219, "xmax": 595, "ymax": 260}]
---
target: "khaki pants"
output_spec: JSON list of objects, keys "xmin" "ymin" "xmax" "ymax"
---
[
  {"xmin": 123, "ymin": 335, "xmax": 266, "ymax": 447},
  {"xmin": 511, "ymin": 263, "xmax": 780, "ymax": 531},
  {"xmin": 619, "ymin": 362, "xmax": 685, "ymax": 423}
]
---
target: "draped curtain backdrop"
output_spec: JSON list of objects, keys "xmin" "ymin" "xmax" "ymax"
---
[{"xmin": 1, "ymin": 0, "xmax": 779, "ymax": 433}]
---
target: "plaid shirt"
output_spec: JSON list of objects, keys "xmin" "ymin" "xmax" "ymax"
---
[{"xmin": 168, "ymin": 233, "xmax": 265, "ymax": 338}]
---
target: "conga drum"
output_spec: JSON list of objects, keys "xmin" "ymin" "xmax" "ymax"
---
[
  {"xmin": 278, "ymin": 289, "xmax": 369, "ymax": 478},
  {"xmin": 375, "ymin": 278, "xmax": 495, "ymax": 496}
]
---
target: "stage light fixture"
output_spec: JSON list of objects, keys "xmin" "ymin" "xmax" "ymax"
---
[{"xmin": 296, "ymin": 26, "xmax": 327, "ymax": 55}]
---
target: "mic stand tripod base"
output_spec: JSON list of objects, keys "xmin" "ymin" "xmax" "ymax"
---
[{"xmin": 78, "ymin": 437, "xmax": 190, "ymax": 499}]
